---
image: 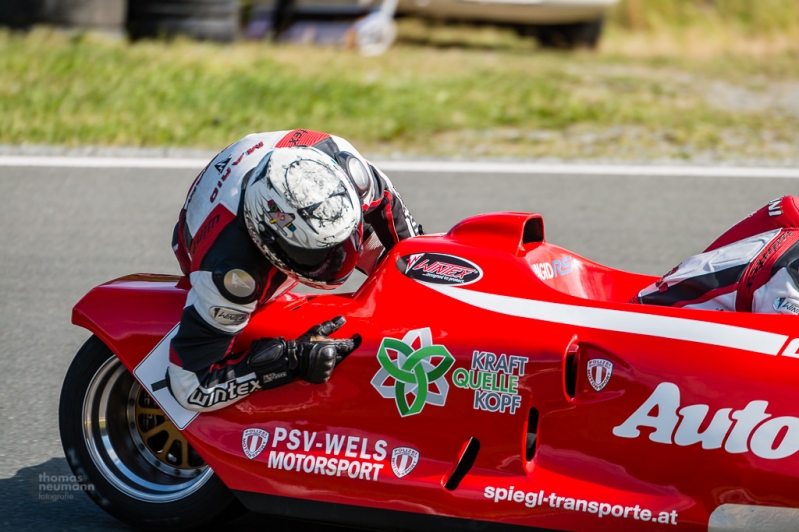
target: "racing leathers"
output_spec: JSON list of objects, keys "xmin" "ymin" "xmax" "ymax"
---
[
  {"xmin": 167, "ymin": 129, "xmax": 422, "ymax": 412},
  {"xmin": 632, "ymin": 196, "xmax": 799, "ymax": 314}
]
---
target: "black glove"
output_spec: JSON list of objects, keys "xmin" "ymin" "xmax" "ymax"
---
[
  {"xmin": 291, "ymin": 316, "xmax": 361, "ymax": 384},
  {"xmin": 247, "ymin": 337, "xmax": 296, "ymax": 389},
  {"xmin": 248, "ymin": 316, "xmax": 360, "ymax": 388}
]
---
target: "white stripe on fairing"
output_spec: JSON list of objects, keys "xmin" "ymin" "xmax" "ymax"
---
[
  {"xmin": 1, "ymin": 156, "xmax": 799, "ymax": 179},
  {"xmin": 428, "ymin": 284, "xmax": 789, "ymax": 356}
]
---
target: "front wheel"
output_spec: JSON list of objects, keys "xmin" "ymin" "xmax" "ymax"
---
[{"xmin": 59, "ymin": 335, "xmax": 243, "ymax": 531}]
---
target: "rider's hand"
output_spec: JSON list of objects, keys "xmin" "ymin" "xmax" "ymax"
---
[
  {"xmin": 292, "ymin": 316, "xmax": 361, "ymax": 384},
  {"xmin": 247, "ymin": 317, "xmax": 360, "ymax": 385}
]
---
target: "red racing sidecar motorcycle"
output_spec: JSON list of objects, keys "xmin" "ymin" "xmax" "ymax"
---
[{"xmin": 60, "ymin": 212, "xmax": 799, "ymax": 531}]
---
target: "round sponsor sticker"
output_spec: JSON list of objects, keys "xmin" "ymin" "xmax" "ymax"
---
[
  {"xmin": 224, "ymin": 269, "xmax": 256, "ymax": 298},
  {"xmin": 396, "ymin": 253, "xmax": 482, "ymax": 286}
]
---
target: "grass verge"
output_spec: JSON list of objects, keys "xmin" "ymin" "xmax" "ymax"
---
[{"xmin": 0, "ymin": 16, "xmax": 797, "ymax": 161}]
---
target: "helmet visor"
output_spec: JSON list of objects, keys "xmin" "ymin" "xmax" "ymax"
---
[{"xmin": 271, "ymin": 224, "xmax": 362, "ymax": 285}]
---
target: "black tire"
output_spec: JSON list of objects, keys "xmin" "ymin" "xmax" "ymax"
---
[
  {"xmin": 129, "ymin": 0, "xmax": 239, "ymax": 18},
  {"xmin": 0, "ymin": 0, "xmax": 125, "ymax": 31},
  {"xmin": 59, "ymin": 335, "xmax": 244, "ymax": 531},
  {"xmin": 527, "ymin": 18, "xmax": 604, "ymax": 50},
  {"xmin": 128, "ymin": 18, "xmax": 239, "ymax": 42},
  {"xmin": 50, "ymin": 0, "xmax": 127, "ymax": 30},
  {"xmin": 0, "ymin": 0, "xmax": 49, "ymax": 29},
  {"xmin": 127, "ymin": 0, "xmax": 239, "ymax": 42}
]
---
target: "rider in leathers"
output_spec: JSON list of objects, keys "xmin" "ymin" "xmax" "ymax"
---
[
  {"xmin": 167, "ymin": 129, "xmax": 422, "ymax": 412},
  {"xmin": 632, "ymin": 196, "xmax": 799, "ymax": 314}
]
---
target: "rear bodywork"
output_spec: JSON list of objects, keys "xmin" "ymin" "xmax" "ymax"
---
[{"xmin": 73, "ymin": 212, "xmax": 799, "ymax": 531}]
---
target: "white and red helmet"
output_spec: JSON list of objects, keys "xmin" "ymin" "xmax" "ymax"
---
[{"xmin": 243, "ymin": 146, "xmax": 364, "ymax": 289}]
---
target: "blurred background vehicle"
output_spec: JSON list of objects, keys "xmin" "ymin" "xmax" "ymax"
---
[
  {"xmin": 396, "ymin": 0, "xmax": 617, "ymax": 48},
  {"xmin": 247, "ymin": 0, "xmax": 399, "ymax": 55},
  {"xmin": 247, "ymin": 0, "xmax": 617, "ymax": 50},
  {"xmin": 0, "ymin": 0, "xmax": 617, "ymax": 52}
]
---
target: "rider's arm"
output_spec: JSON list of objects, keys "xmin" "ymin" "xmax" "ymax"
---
[
  {"xmin": 167, "ymin": 224, "xmax": 302, "ymax": 411},
  {"xmin": 169, "ymin": 224, "xmax": 293, "ymax": 372},
  {"xmin": 357, "ymin": 163, "xmax": 423, "ymax": 275},
  {"xmin": 633, "ymin": 196, "xmax": 799, "ymax": 312},
  {"xmin": 320, "ymin": 135, "xmax": 422, "ymax": 275}
]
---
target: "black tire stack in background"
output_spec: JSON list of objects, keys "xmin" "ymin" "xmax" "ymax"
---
[
  {"xmin": 0, "ymin": 0, "xmax": 46, "ymax": 29},
  {"xmin": 0, "ymin": 0, "xmax": 127, "ymax": 33},
  {"xmin": 127, "ymin": 0, "xmax": 240, "ymax": 42},
  {"xmin": 0, "ymin": 0, "xmax": 241, "ymax": 42}
]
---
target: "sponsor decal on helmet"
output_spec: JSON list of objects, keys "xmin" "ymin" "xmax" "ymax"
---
[
  {"xmin": 266, "ymin": 199, "xmax": 296, "ymax": 233},
  {"xmin": 452, "ymin": 352, "xmax": 528, "ymax": 415},
  {"xmin": 210, "ymin": 306, "xmax": 249, "ymax": 326},
  {"xmin": 483, "ymin": 486, "xmax": 678, "ymax": 524},
  {"xmin": 371, "ymin": 328, "xmax": 454, "ymax": 417},
  {"xmin": 391, "ymin": 447, "xmax": 419, "ymax": 478},
  {"xmin": 245, "ymin": 424, "xmax": 418, "ymax": 483},
  {"xmin": 244, "ymin": 146, "xmax": 359, "ymax": 254},
  {"xmin": 613, "ymin": 382, "xmax": 799, "ymax": 459},
  {"xmin": 587, "ymin": 359, "xmax": 613, "ymax": 392},
  {"xmin": 242, "ymin": 428, "xmax": 270, "ymax": 459},
  {"xmin": 397, "ymin": 253, "xmax": 482, "ymax": 286},
  {"xmin": 224, "ymin": 269, "xmax": 257, "ymax": 298},
  {"xmin": 531, "ymin": 256, "xmax": 573, "ymax": 281}
]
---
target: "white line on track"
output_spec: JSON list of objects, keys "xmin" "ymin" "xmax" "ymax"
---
[
  {"xmin": 1, "ymin": 155, "xmax": 799, "ymax": 178},
  {"xmin": 0, "ymin": 156, "xmax": 207, "ymax": 169}
]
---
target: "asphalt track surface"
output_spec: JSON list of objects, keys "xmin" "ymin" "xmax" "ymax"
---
[{"xmin": 1, "ymin": 162, "xmax": 797, "ymax": 530}]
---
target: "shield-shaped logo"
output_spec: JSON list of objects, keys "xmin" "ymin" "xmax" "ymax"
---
[
  {"xmin": 242, "ymin": 428, "xmax": 270, "ymax": 460},
  {"xmin": 391, "ymin": 447, "xmax": 420, "ymax": 478},
  {"xmin": 587, "ymin": 359, "xmax": 613, "ymax": 392}
]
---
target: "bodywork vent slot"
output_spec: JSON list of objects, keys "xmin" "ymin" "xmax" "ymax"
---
[
  {"xmin": 443, "ymin": 437, "xmax": 480, "ymax": 491},
  {"xmin": 563, "ymin": 337, "xmax": 580, "ymax": 401},
  {"xmin": 564, "ymin": 351, "xmax": 577, "ymax": 399},
  {"xmin": 526, "ymin": 408, "xmax": 539, "ymax": 461}
]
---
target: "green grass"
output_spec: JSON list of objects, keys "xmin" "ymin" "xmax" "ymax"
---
[
  {"xmin": 611, "ymin": 0, "xmax": 799, "ymax": 35},
  {"xmin": 0, "ymin": 21, "xmax": 797, "ymax": 161}
]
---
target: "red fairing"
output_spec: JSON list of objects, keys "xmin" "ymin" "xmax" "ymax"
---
[
  {"xmin": 72, "ymin": 274, "xmax": 187, "ymax": 362},
  {"xmin": 73, "ymin": 212, "xmax": 799, "ymax": 531}
]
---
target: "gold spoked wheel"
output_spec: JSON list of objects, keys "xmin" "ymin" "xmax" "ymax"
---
[
  {"xmin": 82, "ymin": 357, "xmax": 213, "ymax": 503},
  {"xmin": 132, "ymin": 388, "xmax": 205, "ymax": 470}
]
